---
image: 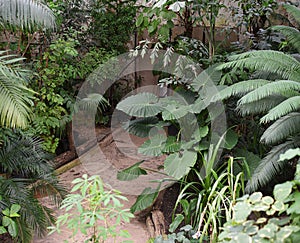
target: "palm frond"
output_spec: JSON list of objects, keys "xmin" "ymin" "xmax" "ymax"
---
[
  {"xmin": 220, "ymin": 51, "xmax": 300, "ymax": 81},
  {"xmin": 0, "ymin": 0, "xmax": 56, "ymax": 32},
  {"xmin": 0, "ymin": 53, "xmax": 35, "ymax": 128},
  {"xmin": 260, "ymin": 112, "xmax": 300, "ymax": 145},
  {"xmin": 237, "ymin": 80, "xmax": 300, "ymax": 106},
  {"xmin": 245, "ymin": 137, "xmax": 300, "ymax": 193},
  {"xmin": 271, "ymin": 25, "xmax": 300, "ymax": 53},
  {"xmin": 0, "ymin": 135, "xmax": 52, "ymax": 176},
  {"xmin": 260, "ymin": 96, "xmax": 300, "ymax": 123},
  {"xmin": 212, "ymin": 79, "xmax": 270, "ymax": 102},
  {"xmin": 237, "ymin": 95, "xmax": 286, "ymax": 116},
  {"xmin": 283, "ymin": 4, "xmax": 300, "ymax": 24},
  {"xmin": 76, "ymin": 93, "xmax": 109, "ymax": 113}
]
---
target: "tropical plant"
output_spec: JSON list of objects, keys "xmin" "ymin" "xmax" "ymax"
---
[
  {"xmin": 0, "ymin": 202, "xmax": 21, "ymax": 239},
  {"xmin": 214, "ymin": 3, "xmax": 300, "ymax": 193},
  {"xmin": 232, "ymin": 0, "xmax": 277, "ymax": 36},
  {"xmin": 169, "ymin": 157, "xmax": 245, "ymax": 242},
  {"xmin": 29, "ymin": 38, "xmax": 110, "ymax": 153},
  {"xmin": 136, "ymin": 0, "xmax": 227, "ymax": 60},
  {"xmin": 0, "ymin": 0, "xmax": 56, "ymax": 32},
  {"xmin": 0, "ymin": 51, "xmax": 34, "ymax": 129},
  {"xmin": 0, "ymin": 132, "xmax": 65, "ymax": 243},
  {"xmin": 218, "ymin": 162, "xmax": 300, "ymax": 242},
  {"xmin": 117, "ymin": 65, "xmax": 240, "ymax": 240},
  {"xmin": 49, "ymin": 174, "xmax": 134, "ymax": 243},
  {"xmin": 89, "ymin": 0, "xmax": 136, "ymax": 53}
]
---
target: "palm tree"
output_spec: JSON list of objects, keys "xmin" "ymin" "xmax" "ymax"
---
[
  {"xmin": 0, "ymin": 2, "xmax": 64, "ymax": 242},
  {"xmin": 0, "ymin": 51, "xmax": 34, "ymax": 129},
  {"xmin": 0, "ymin": 0, "xmax": 56, "ymax": 32},
  {"xmin": 0, "ymin": 132, "xmax": 65, "ymax": 243},
  {"xmin": 215, "ymin": 4, "xmax": 300, "ymax": 193}
]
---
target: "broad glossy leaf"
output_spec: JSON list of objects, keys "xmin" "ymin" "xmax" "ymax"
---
[
  {"xmin": 131, "ymin": 187, "xmax": 159, "ymax": 213},
  {"xmin": 117, "ymin": 161, "xmax": 147, "ymax": 181},
  {"xmin": 233, "ymin": 201, "xmax": 252, "ymax": 222},
  {"xmin": 249, "ymin": 192, "xmax": 263, "ymax": 203},
  {"xmin": 7, "ymin": 221, "xmax": 18, "ymax": 237},
  {"xmin": 262, "ymin": 196, "xmax": 274, "ymax": 205},
  {"xmin": 116, "ymin": 92, "xmax": 163, "ymax": 117},
  {"xmin": 191, "ymin": 65, "xmax": 221, "ymax": 92},
  {"xmin": 162, "ymin": 136, "xmax": 181, "ymax": 153},
  {"xmin": 0, "ymin": 226, "xmax": 7, "ymax": 234},
  {"xmin": 122, "ymin": 117, "xmax": 160, "ymax": 138},
  {"xmin": 10, "ymin": 204, "xmax": 20, "ymax": 216},
  {"xmin": 138, "ymin": 134, "xmax": 167, "ymax": 156},
  {"xmin": 223, "ymin": 129, "xmax": 239, "ymax": 149},
  {"xmin": 279, "ymin": 148, "xmax": 300, "ymax": 161},
  {"xmin": 164, "ymin": 151, "xmax": 197, "ymax": 179},
  {"xmin": 161, "ymin": 104, "xmax": 190, "ymax": 120},
  {"xmin": 274, "ymin": 181, "xmax": 293, "ymax": 201}
]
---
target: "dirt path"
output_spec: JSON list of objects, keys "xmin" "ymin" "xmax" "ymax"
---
[{"xmin": 33, "ymin": 127, "xmax": 167, "ymax": 243}]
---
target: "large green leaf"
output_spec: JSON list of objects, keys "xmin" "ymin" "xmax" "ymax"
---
[
  {"xmin": 161, "ymin": 104, "xmax": 190, "ymax": 120},
  {"xmin": 122, "ymin": 117, "xmax": 161, "ymax": 138},
  {"xmin": 138, "ymin": 134, "xmax": 167, "ymax": 156},
  {"xmin": 162, "ymin": 136, "xmax": 181, "ymax": 153},
  {"xmin": 191, "ymin": 64, "xmax": 221, "ymax": 92},
  {"xmin": 131, "ymin": 187, "xmax": 159, "ymax": 213},
  {"xmin": 116, "ymin": 92, "xmax": 163, "ymax": 117},
  {"xmin": 164, "ymin": 150, "xmax": 197, "ymax": 179},
  {"xmin": 117, "ymin": 161, "xmax": 147, "ymax": 181},
  {"xmin": 223, "ymin": 129, "xmax": 239, "ymax": 150},
  {"xmin": 279, "ymin": 148, "xmax": 300, "ymax": 161}
]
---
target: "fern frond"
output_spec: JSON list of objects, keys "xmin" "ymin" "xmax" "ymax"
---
[
  {"xmin": 260, "ymin": 112, "xmax": 300, "ymax": 144},
  {"xmin": 0, "ymin": 0, "xmax": 56, "ymax": 32},
  {"xmin": 237, "ymin": 80, "xmax": 300, "ymax": 105},
  {"xmin": 271, "ymin": 25, "xmax": 300, "ymax": 53},
  {"xmin": 212, "ymin": 79, "xmax": 270, "ymax": 102},
  {"xmin": 237, "ymin": 95, "xmax": 286, "ymax": 116},
  {"xmin": 245, "ymin": 137, "xmax": 300, "ymax": 193},
  {"xmin": 283, "ymin": 4, "xmax": 300, "ymax": 24},
  {"xmin": 260, "ymin": 96, "xmax": 300, "ymax": 123},
  {"xmin": 220, "ymin": 51, "xmax": 300, "ymax": 81}
]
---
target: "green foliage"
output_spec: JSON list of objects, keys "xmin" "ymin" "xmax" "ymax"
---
[
  {"xmin": 29, "ymin": 38, "xmax": 111, "ymax": 153},
  {"xmin": 218, "ymin": 163, "xmax": 300, "ymax": 243},
  {"xmin": 116, "ymin": 64, "xmax": 239, "ymax": 215},
  {"xmin": 136, "ymin": 0, "xmax": 227, "ymax": 59},
  {"xmin": 0, "ymin": 0, "xmax": 56, "ymax": 32},
  {"xmin": 49, "ymin": 174, "xmax": 134, "ymax": 243},
  {"xmin": 0, "ymin": 132, "xmax": 65, "ymax": 243},
  {"xmin": 171, "ymin": 157, "xmax": 244, "ymax": 242},
  {"xmin": 0, "ymin": 203, "xmax": 21, "ymax": 238},
  {"xmin": 154, "ymin": 225, "xmax": 199, "ymax": 243},
  {"xmin": 232, "ymin": 0, "xmax": 277, "ymax": 35},
  {"xmin": 90, "ymin": 0, "xmax": 136, "ymax": 53},
  {"xmin": 0, "ymin": 51, "xmax": 34, "ymax": 129},
  {"xmin": 29, "ymin": 37, "xmax": 78, "ymax": 152},
  {"xmin": 216, "ymin": 4, "xmax": 300, "ymax": 192}
]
